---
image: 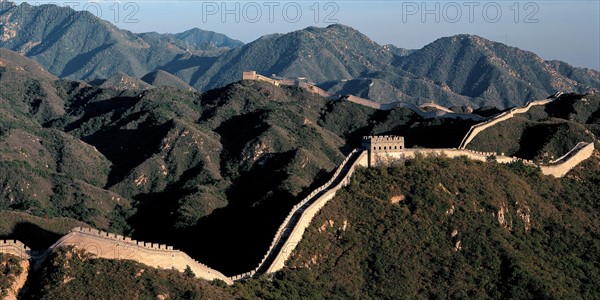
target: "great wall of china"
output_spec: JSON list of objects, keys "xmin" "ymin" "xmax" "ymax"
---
[
  {"xmin": 243, "ymin": 71, "xmax": 485, "ymax": 121},
  {"xmin": 1, "ymin": 77, "xmax": 595, "ymax": 287},
  {"xmin": 1, "ymin": 228, "xmax": 234, "ymax": 284},
  {"xmin": 458, "ymin": 94, "xmax": 562, "ymax": 149}
]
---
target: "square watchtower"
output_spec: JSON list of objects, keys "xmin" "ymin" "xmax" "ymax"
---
[{"xmin": 362, "ymin": 135, "xmax": 405, "ymax": 166}]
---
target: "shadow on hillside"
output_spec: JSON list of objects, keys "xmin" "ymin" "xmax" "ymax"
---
[
  {"xmin": 544, "ymin": 94, "xmax": 579, "ymax": 119},
  {"xmin": 402, "ymin": 120, "xmax": 476, "ymax": 148},
  {"xmin": 128, "ymin": 165, "xmax": 332, "ymax": 276},
  {"xmin": 513, "ymin": 125, "xmax": 557, "ymax": 160},
  {"xmin": 0, "ymin": 222, "xmax": 62, "ymax": 250},
  {"xmin": 87, "ymin": 120, "xmax": 174, "ymax": 187}
]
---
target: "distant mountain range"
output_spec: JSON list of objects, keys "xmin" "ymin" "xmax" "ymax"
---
[{"xmin": 1, "ymin": 1, "xmax": 599, "ymax": 108}]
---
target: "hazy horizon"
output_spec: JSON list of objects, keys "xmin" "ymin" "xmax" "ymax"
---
[{"xmin": 9, "ymin": 0, "xmax": 600, "ymax": 71}]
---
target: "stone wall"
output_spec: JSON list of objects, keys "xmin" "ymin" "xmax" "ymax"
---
[
  {"xmin": 459, "ymin": 98, "xmax": 554, "ymax": 149},
  {"xmin": 49, "ymin": 227, "xmax": 233, "ymax": 284},
  {"xmin": 264, "ymin": 150, "xmax": 368, "ymax": 273},
  {"xmin": 345, "ymin": 95, "xmax": 485, "ymax": 121},
  {"xmin": 540, "ymin": 142, "xmax": 595, "ymax": 177},
  {"xmin": 241, "ymin": 72, "xmax": 484, "ymax": 121},
  {"xmin": 368, "ymin": 148, "xmax": 538, "ymax": 168},
  {"xmin": 242, "ymin": 71, "xmax": 280, "ymax": 86},
  {"xmin": 1, "ymin": 140, "xmax": 591, "ymax": 286},
  {"xmin": 227, "ymin": 149, "xmax": 366, "ymax": 279},
  {"xmin": 0, "ymin": 240, "xmax": 30, "ymax": 260}
]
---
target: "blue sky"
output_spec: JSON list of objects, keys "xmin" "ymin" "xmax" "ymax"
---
[{"xmin": 15, "ymin": 1, "xmax": 600, "ymax": 70}]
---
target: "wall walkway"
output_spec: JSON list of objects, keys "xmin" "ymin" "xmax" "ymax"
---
[
  {"xmin": 540, "ymin": 142, "xmax": 595, "ymax": 177},
  {"xmin": 1, "ymin": 230, "xmax": 232, "ymax": 284},
  {"xmin": 1, "ymin": 140, "xmax": 593, "ymax": 285},
  {"xmin": 458, "ymin": 98, "xmax": 556, "ymax": 149},
  {"xmin": 228, "ymin": 149, "xmax": 368, "ymax": 280}
]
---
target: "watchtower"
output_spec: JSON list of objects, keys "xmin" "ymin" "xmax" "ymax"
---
[
  {"xmin": 362, "ymin": 135, "xmax": 405, "ymax": 166},
  {"xmin": 242, "ymin": 71, "xmax": 257, "ymax": 80}
]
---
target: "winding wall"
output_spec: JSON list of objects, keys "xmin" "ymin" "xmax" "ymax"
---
[
  {"xmin": 343, "ymin": 95, "xmax": 485, "ymax": 121},
  {"xmin": 2, "ymin": 140, "xmax": 593, "ymax": 285},
  {"xmin": 369, "ymin": 142, "xmax": 594, "ymax": 178},
  {"xmin": 47, "ymin": 227, "xmax": 233, "ymax": 284},
  {"xmin": 242, "ymin": 71, "xmax": 485, "ymax": 121},
  {"xmin": 458, "ymin": 98, "xmax": 555, "ymax": 149},
  {"xmin": 228, "ymin": 149, "xmax": 368, "ymax": 280},
  {"xmin": 540, "ymin": 142, "xmax": 595, "ymax": 177},
  {"xmin": 264, "ymin": 150, "xmax": 368, "ymax": 274}
]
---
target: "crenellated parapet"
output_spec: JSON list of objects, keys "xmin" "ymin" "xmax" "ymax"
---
[
  {"xmin": 362, "ymin": 135, "xmax": 406, "ymax": 166},
  {"xmin": 458, "ymin": 95, "xmax": 560, "ymax": 149},
  {"xmin": 67, "ymin": 227, "xmax": 174, "ymax": 251},
  {"xmin": 48, "ymin": 227, "xmax": 232, "ymax": 284},
  {"xmin": 0, "ymin": 239, "xmax": 31, "ymax": 259}
]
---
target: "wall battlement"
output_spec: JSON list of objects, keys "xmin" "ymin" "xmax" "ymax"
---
[
  {"xmin": 1, "ymin": 139, "xmax": 592, "ymax": 285},
  {"xmin": 69, "ymin": 227, "xmax": 174, "ymax": 251},
  {"xmin": 0, "ymin": 240, "xmax": 31, "ymax": 259},
  {"xmin": 1, "ymin": 87, "xmax": 590, "ymax": 286},
  {"xmin": 363, "ymin": 135, "xmax": 404, "ymax": 143},
  {"xmin": 459, "ymin": 96, "xmax": 558, "ymax": 149},
  {"xmin": 242, "ymin": 70, "xmax": 280, "ymax": 86}
]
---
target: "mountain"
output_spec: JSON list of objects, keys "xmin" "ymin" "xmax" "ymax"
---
[
  {"xmin": 23, "ymin": 153, "xmax": 600, "ymax": 299},
  {"xmin": 0, "ymin": 49, "xmax": 124, "ymax": 228},
  {"xmin": 3, "ymin": 42, "xmax": 600, "ymax": 299},
  {"xmin": 141, "ymin": 70, "xmax": 195, "ymax": 91},
  {"xmin": 173, "ymin": 28, "xmax": 243, "ymax": 49},
  {"xmin": 0, "ymin": 2, "xmax": 235, "ymax": 80},
  {"xmin": 181, "ymin": 27, "xmax": 599, "ymax": 108},
  {"xmin": 394, "ymin": 35, "xmax": 598, "ymax": 107},
  {"xmin": 3, "ymin": 1, "xmax": 600, "ymax": 109},
  {"xmin": 546, "ymin": 60, "xmax": 600, "ymax": 91},
  {"xmin": 185, "ymin": 24, "xmax": 399, "ymax": 91},
  {"xmin": 1, "ymin": 49, "xmax": 482, "ymax": 274}
]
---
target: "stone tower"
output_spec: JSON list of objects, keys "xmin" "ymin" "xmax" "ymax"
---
[{"xmin": 362, "ymin": 136, "xmax": 405, "ymax": 166}]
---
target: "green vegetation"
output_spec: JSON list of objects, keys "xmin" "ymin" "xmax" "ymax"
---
[
  {"xmin": 0, "ymin": 253, "xmax": 24, "ymax": 299},
  {"xmin": 0, "ymin": 210, "xmax": 86, "ymax": 249},
  {"xmin": 2, "ymin": 38, "xmax": 600, "ymax": 298},
  {"xmin": 272, "ymin": 155, "xmax": 600, "ymax": 299},
  {"xmin": 2, "ymin": 48, "xmax": 597, "ymax": 277},
  {"xmin": 27, "ymin": 154, "xmax": 600, "ymax": 299},
  {"xmin": 3, "ymin": 2, "xmax": 599, "ymax": 105},
  {"xmin": 29, "ymin": 247, "xmax": 234, "ymax": 300},
  {"xmin": 469, "ymin": 93, "xmax": 600, "ymax": 162}
]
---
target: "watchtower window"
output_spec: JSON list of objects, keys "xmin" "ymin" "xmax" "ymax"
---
[{"xmin": 373, "ymin": 147, "xmax": 376, "ymax": 150}]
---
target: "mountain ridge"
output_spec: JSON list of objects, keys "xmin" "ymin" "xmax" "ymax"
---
[{"xmin": 1, "ymin": 2, "xmax": 599, "ymax": 109}]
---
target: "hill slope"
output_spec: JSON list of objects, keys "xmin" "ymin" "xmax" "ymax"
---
[
  {"xmin": 24, "ymin": 154, "xmax": 600, "ymax": 299},
  {"xmin": 395, "ymin": 35, "xmax": 597, "ymax": 107},
  {"xmin": 0, "ymin": 2, "xmax": 235, "ymax": 80},
  {"xmin": 3, "ymin": 1, "xmax": 599, "ymax": 108},
  {"xmin": 468, "ymin": 93, "xmax": 600, "ymax": 161},
  {"xmin": 141, "ymin": 70, "xmax": 195, "ymax": 91}
]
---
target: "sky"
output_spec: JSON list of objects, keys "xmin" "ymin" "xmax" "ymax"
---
[{"xmin": 14, "ymin": 0, "xmax": 600, "ymax": 70}]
